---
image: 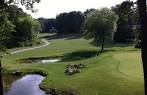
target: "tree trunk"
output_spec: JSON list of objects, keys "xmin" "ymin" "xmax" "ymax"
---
[
  {"xmin": 0, "ymin": 58, "xmax": 4, "ymax": 95},
  {"xmin": 138, "ymin": 0, "xmax": 147, "ymax": 94},
  {"xmin": 0, "ymin": 2, "xmax": 5, "ymax": 94},
  {"xmin": 101, "ymin": 31, "xmax": 105, "ymax": 52}
]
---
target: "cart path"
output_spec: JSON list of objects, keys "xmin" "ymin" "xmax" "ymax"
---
[{"xmin": 10, "ymin": 39, "xmax": 50, "ymax": 54}]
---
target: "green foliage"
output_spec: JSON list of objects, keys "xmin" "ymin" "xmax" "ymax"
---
[
  {"xmin": 83, "ymin": 8, "xmax": 118, "ymax": 50},
  {"xmin": 0, "ymin": 3, "xmax": 41, "ymax": 48},
  {"xmin": 84, "ymin": 8, "xmax": 96, "ymax": 16},
  {"xmin": 0, "ymin": 45, "xmax": 7, "ymax": 53},
  {"xmin": 112, "ymin": 1, "xmax": 135, "ymax": 42},
  {"xmin": 0, "ymin": 0, "xmax": 41, "ymax": 12},
  {"xmin": 0, "ymin": 13, "xmax": 15, "ymax": 33},
  {"xmin": 38, "ymin": 18, "xmax": 56, "ymax": 33},
  {"xmin": 0, "ymin": 10, "xmax": 15, "ymax": 48},
  {"xmin": 112, "ymin": 1, "xmax": 133, "ymax": 22},
  {"xmin": 6, "ymin": 5, "xmax": 27, "ymax": 24},
  {"xmin": 56, "ymin": 11, "xmax": 85, "ymax": 34},
  {"xmin": 0, "ymin": 44, "xmax": 7, "ymax": 57},
  {"xmin": 16, "ymin": 16, "xmax": 41, "ymax": 44}
]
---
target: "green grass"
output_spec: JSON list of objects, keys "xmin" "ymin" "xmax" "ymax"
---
[{"xmin": 2, "ymin": 33, "xmax": 144, "ymax": 95}]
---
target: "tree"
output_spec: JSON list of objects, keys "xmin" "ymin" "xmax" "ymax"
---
[
  {"xmin": 112, "ymin": 1, "xmax": 135, "ymax": 42},
  {"xmin": 84, "ymin": 8, "xmax": 96, "ymax": 16},
  {"xmin": 16, "ymin": 16, "xmax": 41, "ymax": 45},
  {"xmin": 46, "ymin": 19, "xmax": 56, "ymax": 32},
  {"xmin": 0, "ymin": 10, "xmax": 16, "ymax": 47},
  {"xmin": 83, "ymin": 8, "xmax": 118, "ymax": 52},
  {"xmin": 0, "ymin": 5, "xmax": 41, "ymax": 47},
  {"xmin": 56, "ymin": 11, "xmax": 85, "ymax": 34},
  {"xmin": 2, "ymin": 5, "xmax": 29, "ymax": 48},
  {"xmin": 38, "ymin": 18, "xmax": 56, "ymax": 32},
  {"xmin": 132, "ymin": 6, "xmax": 141, "ymax": 48},
  {"xmin": 0, "ymin": 45, "xmax": 7, "ymax": 95},
  {"xmin": 0, "ymin": 10, "xmax": 15, "ymax": 95},
  {"xmin": 0, "ymin": 1, "xmax": 41, "ymax": 94},
  {"xmin": 137, "ymin": 0, "xmax": 147, "ymax": 94},
  {"xmin": 0, "ymin": 55, "xmax": 4, "ymax": 95},
  {"xmin": 0, "ymin": 0, "xmax": 40, "ymax": 12},
  {"xmin": 6, "ymin": 5, "xmax": 28, "ymax": 24},
  {"xmin": 38, "ymin": 18, "xmax": 46, "ymax": 32}
]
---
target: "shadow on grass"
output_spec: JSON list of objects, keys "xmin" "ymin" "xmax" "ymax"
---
[
  {"xmin": 61, "ymin": 50, "xmax": 98, "ymax": 62},
  {"xmin": 40, "ymin": 33, "xmax": 82, "ymax": 40},
  {"xmin": 90, "ymin": 41, "xmax": 135, "ymax": 48},
  {"xmin": 105, "ymin": 42, "xmax": 135, "ymax": 48},
  {"xmin": 17, "ymin": 50, "xmax": 99, "ymax": 64}
]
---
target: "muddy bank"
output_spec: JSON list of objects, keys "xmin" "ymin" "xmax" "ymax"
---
[{"xmin": 40, "ymin": 85, "xmax": 79, "ymax": 95}]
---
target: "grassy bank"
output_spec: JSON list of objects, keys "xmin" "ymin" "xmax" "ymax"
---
[{"xmin": 2, "ymin": 33, "xmax": 144, "ymax": 95}]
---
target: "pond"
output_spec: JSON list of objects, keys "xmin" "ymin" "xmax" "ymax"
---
[
  {"xmin": 4, "ymin": 74, "xmax": 46, "ymax": 95},
  {"xmin": 3, "ymin": 74, "xmax": 21, "ymax": 92},
  {"xmin": 18, "ymin": 57, "xmax": 61, "ymax": 64},
  {"xmin": 41, "ymin": 59, "xmax": 61, "ymax": 63}
]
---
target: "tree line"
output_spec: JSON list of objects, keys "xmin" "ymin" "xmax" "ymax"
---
[
  {"xmin": 39, "ymin": 0, "xmax": 139, "ymax": 43},
  {"xmin": 0, "ymin": 0, "xmax": 139, "ymax": 50},
  {"xmin": 0, "ymin": 0, "xmax": 140, "ymax": 52},
  {"xmin": 37, "ymin": 0, "xmax": 139, "ymax": 51},
  {"xmin": 0, "ymin": 5, "xmax": 41, "ymax": 49}
]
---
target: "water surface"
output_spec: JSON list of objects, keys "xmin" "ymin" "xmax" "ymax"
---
[
  {"xmin": 5, "ymin": 74, "xmax": 45, "ymax": 95},
  {"xmin": 41, "ymin": 59, "xmax": 60, "ymax": 63}
]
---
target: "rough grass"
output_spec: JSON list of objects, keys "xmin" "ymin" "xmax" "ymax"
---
[{"xmin": 2, "ymin": 33, "xmax": 144, "ymax": 95}]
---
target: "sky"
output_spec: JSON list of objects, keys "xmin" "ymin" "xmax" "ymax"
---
[{"xmin": 22, "ymin": 0, "xmax": 136, "ymax": 19}]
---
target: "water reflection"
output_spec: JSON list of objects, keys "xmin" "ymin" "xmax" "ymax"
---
[
  {"xmin": 3, "ymin": 74, "xmax": 21, "ymax": 92},
  {"xmin": 41, "ymin": 59, "xmax": 60, "ymax": 63},
  {"xmin": 5, "ymin": 74, "xmax": 45, "ymax": 95}
]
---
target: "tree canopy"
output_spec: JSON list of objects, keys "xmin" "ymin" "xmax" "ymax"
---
[
  {"xmin": 16, "ymin": 16, "xmax": 41, "ymax": 45},
  {"xmin": 0, "ymin": 9, "xmax": 16, "ymax": 48},
  {"xmin": 56, "ymin": 11, "xmax": 85, "ymax": 34},
  {"xmin": 0, "ymin": 0, "xmax": 40, "ymax": 12},
  {"xmin": 84, "ymin": 8, "xmax": 96, "ymax": 16},
  {"xmin": 83, "ymin": 8, "xmax": 118, "ymax": 51},
  {"xmin": 112, "ymin": 1, "xmax": 135, "ymax": 42},
  {"xmin": 0, "ymin": 5, "xmax": 41, "ymax": 48},
  {"xmin": 38, "ymin": 18, "xmax": 56, "ymax": 32}
]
